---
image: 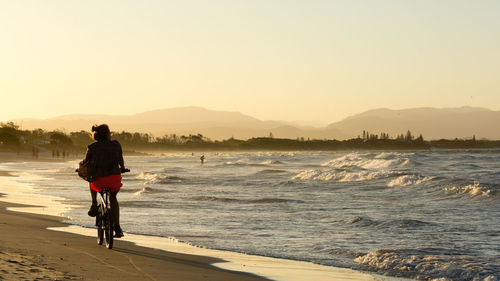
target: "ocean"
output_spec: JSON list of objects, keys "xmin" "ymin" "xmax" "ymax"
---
[{"xmin": 0, "ymin": 150, "xmax": 498, "ymax": 281}]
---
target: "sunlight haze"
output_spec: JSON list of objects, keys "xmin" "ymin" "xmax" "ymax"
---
[{"xmin": 1, "ymin": 0, "xmax": 499, "ymax": 123}]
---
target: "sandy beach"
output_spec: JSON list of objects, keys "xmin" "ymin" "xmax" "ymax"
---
[
  {"xmin": 0, "ymin": 153, "xmax": 268, "ymax": 280},
  {"xmin": 0, "ymin": 199, "xmax": 273, "ymax": 281}
]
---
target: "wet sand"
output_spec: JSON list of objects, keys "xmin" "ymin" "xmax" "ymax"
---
[
  {"xmin": 0, "ymin": 153, "xmax": 267, "ymax": 280},
  {"xmin": 0, "ymin": 199, "xmax": 269, "ymax": 281}
]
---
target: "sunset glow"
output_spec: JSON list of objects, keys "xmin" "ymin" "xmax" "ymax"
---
[{"xmin": 1, "ymin": 0, "xmax": 499, "ymax": 123}]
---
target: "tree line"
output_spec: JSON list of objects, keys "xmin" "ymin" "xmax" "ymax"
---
[{"xmin": 1, "ymin": 122, "xmax": 499, "ymax": 153}]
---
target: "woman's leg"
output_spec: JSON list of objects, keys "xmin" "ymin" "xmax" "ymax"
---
[
  {"xmin": 88, "ymin": 188, "xmax": 98, "ymax": 217},
  {"xmin": 110, "ymin": 191, "xmax": 120, "ymax": 226},
  {"xmin": 90, "ymin": 188, "xmax": 97, "ymax": 205}
]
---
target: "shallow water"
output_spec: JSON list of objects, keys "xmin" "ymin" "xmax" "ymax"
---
[{"xmin": 1, "ymin": 150, "xmax": 499, "ymax": 280}]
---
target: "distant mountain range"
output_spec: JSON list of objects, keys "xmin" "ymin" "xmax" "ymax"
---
[
  {"xmin": 13, "ymin": 106, "xmax": 500, "ymax": 140},
  {"xmin": 328, "ymin": 106, "xmax": 500, "ymax": 140}
]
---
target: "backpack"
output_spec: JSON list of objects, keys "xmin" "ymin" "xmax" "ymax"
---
[{"xmin": 77, "ymin": 160, "xmax": 95, "ymax": 182}]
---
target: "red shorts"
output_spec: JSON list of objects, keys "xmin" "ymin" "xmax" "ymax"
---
[{"xmin": 90, "ymin": 174, "xmax": 122, "ymax": 193}]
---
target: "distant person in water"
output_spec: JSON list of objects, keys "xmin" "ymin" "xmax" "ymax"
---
[
  {"xmin": 200, "ymin": 154, "xmax": 205, "ymax": 164},
  {"xmin": 83, "ymin": 124, "xmax": 126, "ymax": 238}
]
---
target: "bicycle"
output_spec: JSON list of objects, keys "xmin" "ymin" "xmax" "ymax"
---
[
  {"xmin": 96, "ymin": 169, "xmax": 130, "ymax": 249},
  {"xmin": 96, "ymin": 187, "xmax": 116, "ymax": 249},
  {"xmin": 76, "ymin": 167, "xmax": 129, "ymax": 249}
]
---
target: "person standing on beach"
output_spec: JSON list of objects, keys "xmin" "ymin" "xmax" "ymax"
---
[{"xmin": 83, "ymin": 124, "xmax": 126, "ymax": 238}]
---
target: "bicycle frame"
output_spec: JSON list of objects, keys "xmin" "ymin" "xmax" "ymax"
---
[
  {"xmin": 96, "ymin": 188, "xmax": 114, "ymax": 249},
  {"xmin": 98, "ymin": 189, "xmax": 111, "ymax": 214}
]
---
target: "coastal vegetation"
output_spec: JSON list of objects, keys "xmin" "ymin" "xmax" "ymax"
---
[{"xmin": 1, "ymin": 122, "xmax": 500, "ymax": 154}]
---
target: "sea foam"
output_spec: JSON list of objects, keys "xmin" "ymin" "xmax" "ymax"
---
[
  {"xmin": 443, "ymin": 183, "xmax": 492, "ymax": 198},
  {"xmin": 321, "ymin": 153, "xmax": 410, "ymax": 170},
  {"xmin": 354, "ymin": 249, "xmax": 498, "ymax": 281},
  {"xmin": 136, "ymin": 172, "xmax": 183, "ymax": 185},
  {"xmin": 387, "ymin": 175, "xmax": 434, "ymax": 187},
  {"xmin": 292, "ymin": 169, "xmax": 395, "ymax": 182}
]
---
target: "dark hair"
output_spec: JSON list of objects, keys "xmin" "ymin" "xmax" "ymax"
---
[{"xmin": 92, "ymin": 124, "xmax": 111, "ymax": 141}]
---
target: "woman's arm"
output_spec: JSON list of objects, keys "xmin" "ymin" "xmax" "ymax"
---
[
  {"xmin": 83, "ymin": 146, "xmax": 92, "ymax": 163},
  {"xmin": 116, "ymin": 141, "xmax": 125, "ymax": 170}
]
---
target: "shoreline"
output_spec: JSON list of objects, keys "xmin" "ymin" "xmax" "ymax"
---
[
  {"xmin": 0, "ymin": 168, "xmax": 399, "ymax": 281},
  {"xmin": 0, "ymin": 154, "xmax": 414, "ymax": 281},
  {"xmin": 0, "ymin": 198, "xmax": 269, "ymax": 281}
]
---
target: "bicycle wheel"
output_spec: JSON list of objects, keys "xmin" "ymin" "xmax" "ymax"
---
[
  {"xmin": 96, "ymin": 207, "xmax": 104, "ymax": 245},
  {"xmin": 104, "ymin": 212, "xmax": 114, "ymax": 249}
]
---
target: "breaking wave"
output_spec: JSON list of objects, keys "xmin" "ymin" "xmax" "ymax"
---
[
  {"xmin": 292, "ymin": 169, "xmax": 397, "ymax": 182},
  {"xmin": 136, "ymin": 172, "xmax": 184, "ymax": 184},
  {"xmin": 443, "ymin": 183, "xmax": 493, "ymax": 198},
  {"xmin": 387, "ymin": 175, "xmax": 434, "ymax": 187},
  {"xmin": 321, "ymin": 153, "xmax": 410, "ymax": 170},
  {"xmin": 293, "ymin": 152, "xmax": 425, "ymax": 183},
  {"xmin": 354, "ymin": 249, "xmax": 499, "ymax": 281}
]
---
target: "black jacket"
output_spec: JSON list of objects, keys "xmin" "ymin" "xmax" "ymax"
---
[{"xmin": 84, "ymin": 140, "xmax": 124, "ymax": 178}]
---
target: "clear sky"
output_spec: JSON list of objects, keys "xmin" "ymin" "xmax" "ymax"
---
[{"xmin": 1, "ymin": 0, "xmax": 499, "ymax": 124}]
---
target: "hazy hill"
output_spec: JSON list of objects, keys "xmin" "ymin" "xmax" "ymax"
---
[
  {"xmin": 16, "ymin": 107, "xmax": 339, "ymax": 140},
  {"xmin": 327, "ymin": 106, "xmax": 500, "ymax": 140},
  {"xmin": 13, "ymin": 106, "xmax": 500, "ymax": 140}
]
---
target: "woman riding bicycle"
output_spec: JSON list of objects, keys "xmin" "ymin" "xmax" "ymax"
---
[{"xmin": 84, "ymin": 124, "xmax": 126, "ymax": 238}]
